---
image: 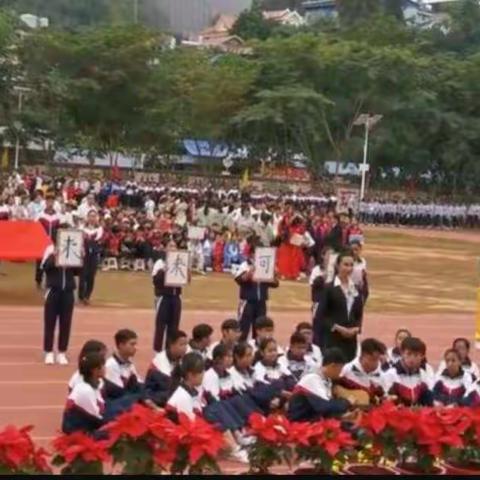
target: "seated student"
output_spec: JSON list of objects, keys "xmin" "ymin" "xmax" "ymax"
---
[
  {"xmin": 433, "ymin": 348, "xmax": 473, "ymax": 407},
  {"xmin": 167, "ymin": 352, "xmax": 248, "ymax": 464},
  {"xmin": 338, "ymin": 338, "xmax": 387, "ymax": 405},
  {"xmin": 187, "ymin": 324, "xmax": 213, "ymax": 360},
  {"xmin": 104, "ymin": 329, "xmax": 158, "ymax": 418},
  {"xmin": 62, "ymin": 353, "xmax": 106, "ymax": 435},
  {"xmin": 68, "ymin": 340, "xmax": 107, "ymax": 392},
  {"xmin": 437, "ymin": 338, "xmax": 480, "ymax": 381},
  {"xmin": 384, "ymin": 337, "xmax": 433, "ymax": 407},
  {"xmin": 167, "ymin": 352, "xmax": 206, "ymax": 420},
  {"xmin": 202, "ymin": 344, "xmax": 245, "ymax": 433},
  {"xmin": 250, "ymin": 316, "xmax": 285, "ymax": 361},
  {"xmin": 383, "ymin": 328, "xmax": 412, "ymax": 371},
  {"xmin": 207, "ymin": 319, "xmax": 241, "ymax": 360},
  {"xmin": 279, "ymin": 332, "xmax": 317, "ymax": 381},
  {"xmin": 287, "ymin": 348, "xmax": 351, "ymax": 422},
  {"xmin": 145, "ymin": 331, "xmax": 188, "ymax": 407},
  {"xmin": 295, "ymin": 322, "xmax": 323, "ymax": 366},
  {"xmin": 253, "ymin": 338, "xmax": 296, "ymax": 407},
  {"xmin": 229, "ymin": 342, "xmax": 270, "ymax": 414}
]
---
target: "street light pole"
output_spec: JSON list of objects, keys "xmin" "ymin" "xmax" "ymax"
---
[
  {"xmin": 354, "ymin": 113, "xmax": 383, "ymax": 201},
  {"xmin": 14, "ymin": 91, "xmax": 23, "ymax": 171},
  {"xmin": 133, "ymin": 0, "xmax": 139, "ymax": 24},
  {"xmin": 360, "ymin": 119, "xmax": 370, "ymax": 201}
]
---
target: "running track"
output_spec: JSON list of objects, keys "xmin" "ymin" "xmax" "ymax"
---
[{"xmin": 0, "ymin": 305, "xmax": 475, "ymax": 447}]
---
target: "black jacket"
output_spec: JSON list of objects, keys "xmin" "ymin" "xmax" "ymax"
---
[{"xmin": 42, "ymin": 253, "xmax": 78, "ymax": 291}]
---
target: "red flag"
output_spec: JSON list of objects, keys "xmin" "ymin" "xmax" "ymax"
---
[{"xmin": 0, "ymin": 221, "xmax": 52, "ymax": 261}]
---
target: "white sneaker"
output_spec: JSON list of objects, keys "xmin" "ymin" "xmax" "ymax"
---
[
  {"xmin": 56, "ymin": 353, "xmax": 69, "ymax": 365},
  {"xmin": 229, "ymin": 446, "xmax": 249, "ymax": 464},
  {"xmin": 44, "ymin": 352, "xmax": 55, "ymax": 365}
]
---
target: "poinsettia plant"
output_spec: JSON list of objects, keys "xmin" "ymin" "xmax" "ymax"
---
[
  {"xmin": 52, "ymin": 431, "xmax": 111, "ymax": 475},
  {"xmin": 0, "ymin": 425, "xmax": 50, "ymax": 474},
  {"xmin": 246, "ymin": 413, "xmax": 293, "ymax": 474},
  {"xmin": 169, "ymin": 413, "xmax": 224, "ymax": 475},
  {"xmin": 359, "ymin": 403, "xmax": 469, "ymax": 473},
  {"xmin": 102, "ymin": 404, "xmax": 174, "ymax": 474},
  {"xmin": 437, "ymin": 407, "xmax": 480, "ymax": 468},
  {"xmin": 290, "ymin": 419, "xmax": 356, "ymax": 473}
]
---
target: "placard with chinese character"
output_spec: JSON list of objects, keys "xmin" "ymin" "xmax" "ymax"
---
[
  {"xmin": 187, "ymin": 226, "xmax": 206, "ymax": 241},
  {"xmin": 165, "ymin": 251, "xmax": 190, "ymax": 287},
  {"xmin": 56, "ymin": 229, "xmax": 84, "ymax": 268},
  {"xmin": 253, "ymin": 247, "xmax": 276, "ymax": 282}
]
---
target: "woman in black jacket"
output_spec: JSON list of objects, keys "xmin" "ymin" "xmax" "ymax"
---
[{"xmin": 313, "ymin": 250, "xmax": 364, "ymax": 362}]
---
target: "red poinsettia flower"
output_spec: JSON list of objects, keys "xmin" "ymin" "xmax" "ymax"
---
[
  {"xmin": 359, "ymin": 401, "xmax": 396, "ymax": 434},
  {"xmin": 103, "ymin": 404, "xmax": 157, "ymax": 444},
  {"xmin": 53, "ymin": 432, "xmax": 111, "ymax": 464},
  {"xmin": 289, "ymin": 422, "xmax": 313, "ymax": 446},
  {"xmin": 152, "ymin": 443, "xmax": 176, "ymax": 468},
  {"xmin": 321, "ymin": 419, "xmax": 356, "ymax": 457},
  {"xmin": 33, "ymin": 447, "xmax": 51, "ymax": 473},
  {"xmin": 174, "ymin": 414, "xmax": 224, "ymax": 465},
  {"xmin": 248, "ymin": 413, "xmax": 291, "ymax": 444},
  {"xmin": 386, "ymin": 407, "xmax": 417, "ymax": 437},
  {"xmin": 0, "ymin": 425, "xmax": 35, "ymax": 469}
]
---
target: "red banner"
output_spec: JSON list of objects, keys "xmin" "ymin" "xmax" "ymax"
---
[{"xmin": 0, "ymin": 221, "xmax": 52, "ymax": 261}]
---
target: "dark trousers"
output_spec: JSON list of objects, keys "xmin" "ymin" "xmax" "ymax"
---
[
  {"xmin": 35, "ymin": 260, "xmax": 43, "ymax": 285},
  {"xmin": 154, "ymin": 295, "xmax": 182, "ymax": 352},
  {"xmin": 238, "ymin": 300, "xmax": 267, "ymax": 341},
  {"xmin": 78, "ymin": 260, "xmax": 98, "ymax": 301},
  {"xmin": 44, "ymin": 289, "xmax": 74, "ymax": 352}
]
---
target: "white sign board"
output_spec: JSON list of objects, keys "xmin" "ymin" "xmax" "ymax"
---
[
  {"xmin": 253, "ymin": 247, "xmax": 276, "ymax": 282},
  {"xmin": 56, "ymin": 229, "xmax": 84, "ymax": 268},
  {"xmin": 165, "ymin": 251, "xmax": 190, "ymax": 287},
  {"xmin": 187, "ymin": 226, "xmax": 206, "ymax": 241}
]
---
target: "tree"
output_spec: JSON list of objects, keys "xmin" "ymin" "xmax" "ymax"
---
[
  {"xmin": 20, "ymin": 25, "xmax": 164, "ymax": 163},
  {"xmin": 336, "ymin": 0, "xmax": 381, "ymax": 27},
  {"xmin": 231, "ymin": 0, "xmax": 276, "ymax": 40}
]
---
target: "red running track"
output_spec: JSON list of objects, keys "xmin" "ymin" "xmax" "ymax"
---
[{"xmin": 0, "ymin": 305, "xmax": 475, "ymax": 445}]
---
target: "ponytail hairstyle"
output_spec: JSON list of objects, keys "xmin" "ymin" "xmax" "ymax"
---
[
  {"xmin": 79, "ymin": 352, "xmax": 105, "ymax": 388},
  {"xmin": 169, "ymin": 352, "xmax": 205, "ymax": 395},
  {"xmin": 78, "ymin": 340, "xmax": 107, "ymax": 369}
]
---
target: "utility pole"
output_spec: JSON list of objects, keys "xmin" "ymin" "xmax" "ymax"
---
[{"xmin": 133, "ymin": 0, "xmax": 139, "ymax": 24}]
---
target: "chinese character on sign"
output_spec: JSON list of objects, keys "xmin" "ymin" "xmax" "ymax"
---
[
  {"xmin": 56, "ymin": 230, "xmax": 84, "ymax": 268},
  {"xmin": 253, "ymin": 247, "xmax": 276, "ymax": 282},
  {"xmin": 165, "ymin": 251, "xmax": 190, "ymax": 287}
]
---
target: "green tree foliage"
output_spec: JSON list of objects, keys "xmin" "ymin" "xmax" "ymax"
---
[
  {"xmin": 231, "ymin": 0, "xmax": 276, "ymax": 40},
  {"xmin": 1, "ymin": 0, "xmax": 478, "ymax": 194}
]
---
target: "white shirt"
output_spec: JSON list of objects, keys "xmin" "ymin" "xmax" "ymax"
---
[
  {"xmin": 295, "ymin": 371, "xmax": 333, "ymax": 400},
  {"xmin": 333, "ymin": 276, "xmax": 359, "ymax": 315},
  {"xmin": 151, "ymin": 351, "xmax": 175, "ymax": 376},
  {"xmin": 105, "ymin": 355, "xmax": 142, "ymax": 389},
  {"xmin": 167, "ymin": 385, "xmax": 204, "ymax": 420},
  {"xmin": 202, "ymin": 368, "xmax": 235, "ymax": 401},
  {"xmin": 253, "ymin": 361, "xmax": 292, "ymax": 384},
  {"xmin": 67, "ymin": 379, "xmax": 105, "ymax": 419}
]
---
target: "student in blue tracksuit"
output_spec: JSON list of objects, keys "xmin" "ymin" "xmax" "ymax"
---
[
  {"xmin": 433, "ymin": 348, "xmax": 472, "ymax": 407},
  {"xmin": 145, "ymin": 330, "xmax": 188, "ymax": 407},
  {"xmin": 103, "ymin": 329, "xmax": 158, "ymax": 420},
  {"xmin": 41, "ymin": 232, "xmax": 81, "ymax": 366},
  {"xmin": 287, "ymin": 348, "xmax": 351, "ymax": 422},
  {"xmin": 62, "ymin": 352, "xmax": 106, "ymax": 435},
  {"xmin": 187, "ymin": 324, "xmax": 213, "ymax": 361},
  {"xmin": 202, "ymin": 344, "xmax": 245, "ymax": 432},
  {"xmin": 253, "ymin": 338, "xmax": 295, "ymax": 410},
  {"xmin": 234, "ymin": 237, "xmax": 279, "ymax": 341},
  {"xmin": 78, "ymin": 211, "xmax": 103, "ymax": 305},
  {"xmin": 68, "ymin": 340, "xmax": 108, "ymax": 392},
  {"xmin": 152, "ymin": 239, "xmax": 183, "ymax": 352}
]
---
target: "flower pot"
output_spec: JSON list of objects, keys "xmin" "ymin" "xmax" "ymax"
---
[
  {"xmin": 342, "ymin": 463, "xmax": 399, "ymax": 475},
  {"xmin": 443, "ymin": 462, "xmax": 480, "ymax": 475},
  {"xmin": 293, "ymin": 467, "xmax": 328, "ymax": 475},
  {"xmin": 395, "ymin": 463, "xmax": 446, "ymax": 475}
]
